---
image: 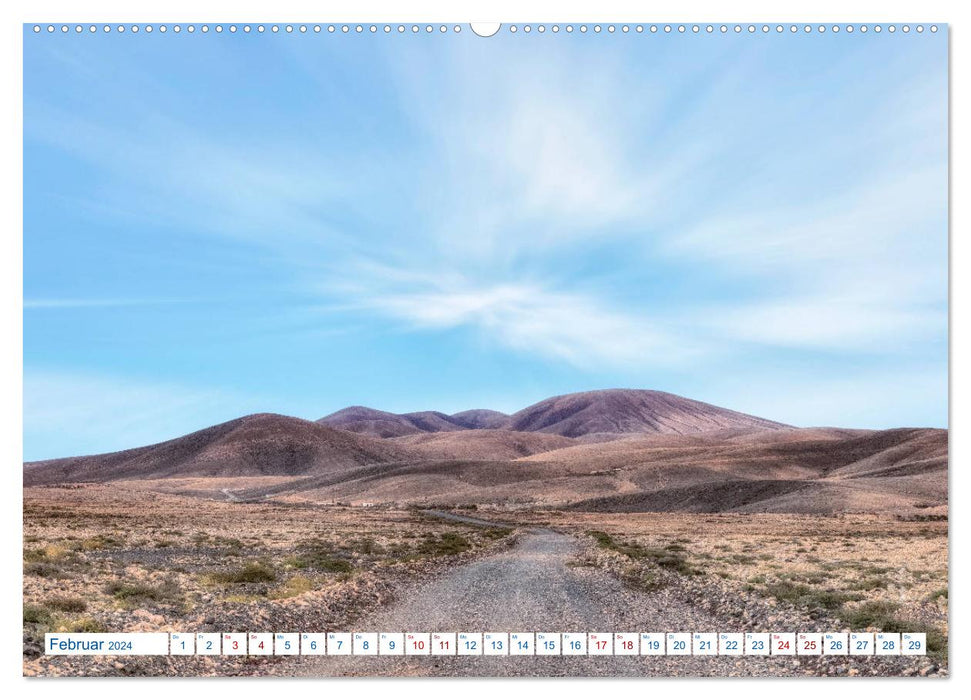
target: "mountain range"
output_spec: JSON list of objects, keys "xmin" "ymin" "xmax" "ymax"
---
[
  {"xmin": 23, "ymin": 389, "xmax": 947, "ymax": 515},
  {"xmin": 316, "ymin": 389, "xmax": 788, "ymax": 438}
]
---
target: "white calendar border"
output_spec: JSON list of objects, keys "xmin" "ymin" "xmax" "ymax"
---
[{"xmin": 5, "ymin": 1, "xmax": 962, "ymax": 699}]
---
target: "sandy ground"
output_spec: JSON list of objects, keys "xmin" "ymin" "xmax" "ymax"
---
[
  {"xmin": 23, "ymin": 485, "xmax": 947, "ymax": 677},
  {"xmin": 295, "ymin": 527, "xmax": 942, "ymax": 677}
]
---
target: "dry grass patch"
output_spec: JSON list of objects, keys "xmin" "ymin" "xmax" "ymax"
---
[{"xmin": 208, "ymin": 560, "xmax": 276, "ymax": 584}]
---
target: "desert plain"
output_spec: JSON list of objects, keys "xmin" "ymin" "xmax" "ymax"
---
[{"xmin": 23, "ymin": 389, "xmax": 948, "ymax": 677}]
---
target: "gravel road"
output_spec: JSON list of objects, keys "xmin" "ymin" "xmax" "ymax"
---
[
  {"xmin": 297, "ymin": 528, "xmax": 924, "ymax": 677},
  {"xmin": 420, "ymin": 509, "xmax": 513, "ymax": 528}
]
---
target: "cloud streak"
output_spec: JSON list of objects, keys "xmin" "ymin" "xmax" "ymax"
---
[
  {"xmin": 333, "ymin": 268, "xmax": 699, "ymax": 368},
  {"xmin": 23, "ymin": 31, "xmax": 948, "ymax": 441}
]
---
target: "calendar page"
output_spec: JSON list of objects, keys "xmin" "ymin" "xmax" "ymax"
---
[{"xmin": 22, "ymin": 19, "xmax": 948, "ymax": 679}]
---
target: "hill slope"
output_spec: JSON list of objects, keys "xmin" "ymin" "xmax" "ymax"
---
[
  {"xmin": 448, "ymin": 409, "xmax": 511, "ymax": 430},
  {"xmin": 23, "ymin": 390, "xmax": 946, "ymax": 516},
  {"xmin": 220, "ymin": 427, "xmax": 946, "ymax": 516},
  {"xmin": 318, "ymin": 389, "xmax": 785, "ymax": 439},
  {"xmin": 23, "ymin": 413, "xmax": 419, "ymax": 485},
  {"xmin": 391, "ymin": 430, "xmax": 577, "ymax": 461},
  {"xmin": 315, "ymin": 406, "xmax": 432, "ymax": 438},
  {"xmin": 508, "ymin": 389, "xmax": 789, "ymax": 438}
]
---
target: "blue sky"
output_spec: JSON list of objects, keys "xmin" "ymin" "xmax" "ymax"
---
[{"xmin": 24, "ymin": 26, "xmax": 948, "ymax": 460}]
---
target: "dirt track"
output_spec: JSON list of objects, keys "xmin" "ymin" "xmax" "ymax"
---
[
  {"xmin": 297, "ymin": 528, "xmax": 929, "ymax": 677},
  {"xmin": 420, "ymin": 509, "xmax": 513, "ymax": 528}
]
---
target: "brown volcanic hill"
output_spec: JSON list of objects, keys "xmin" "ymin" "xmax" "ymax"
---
[
  {"xmin": 391, "ymin": 429, "xmax": 577, "ymax": 461},
  {"xmin": 507, "ymin": 389, "xmax": 789, "ymax": 438},
  {"xmin": 222, "ymin": 426, "xmax": 945, "ymax": 516},
  {"xmin": 315, "ymin": 406, "xmax": 427, "ymax": 438},
  {"xmin": 399, "ymin": 411, "xmax": 465, "ymax": 433},
  {"xmin": 23, "ymin": 413, "xmax": 420, "ymax": 485},
  {"xmin": 22, "ymin": 386, "xmax": 946, "ymax": 516},
  {"xmin": 449, "ymin": 409, "xmax": 511, "ymax": 430},
  {"xmin": 317, "ymin": 389, "xmax": 784, "ymax": 440},
  {"xmin": 539, "ymin": 427, "xmax": 948, "ymax": 514},
  {"xmin": 316, "ymin": 407, "xmax": 468, "ymax": 437},
  {"xmin": 518, "ymin": 427, "xmax": 946, "ymax": 479},
  {"xmin": 25, "ymin": 412, "xmax": 947, "ymax": 515},
  {"xmin": 317, "ymin": 407, "xmax": 511, "ymax": 437}
]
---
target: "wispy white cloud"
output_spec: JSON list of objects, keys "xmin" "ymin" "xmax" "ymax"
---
[
  {"xmin": 701, "ymin": 294, "xmax": 945, "ymax": 352},
  {"xmin": 25, "ymin": 37, "xmax": 947, "ymax": 373},
  {"xmin": 383, "ymin": 47, "xmax": 717, "ymax": 262},
  {"xmin": 335, "ymin": 269, "xmax": 698, "ymax": 368},
  {"xmin": 340, "ymin": 44, "xmax": 946, "ymax": 364},
  {"xmin": 25, "ymin": 105, "xmax": 363, "ymax": 255},
  {"xmin": 291, "ymin": 47, "xmax": 727, "ymax": 367},
  {"xmin": 662, "ymin": 119, "xmax": 946, "ymax": 353},
  {"xmin": 668, "ymin": 166, "xmax": 944, "ymax": 279}
]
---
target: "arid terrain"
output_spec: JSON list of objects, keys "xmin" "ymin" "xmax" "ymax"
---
[
  {"xmin": 25, "ymin": 390, "xmax": 947, "ymax": 516},
  {"xmin": 23, "ymin": 389, "xmax": 948, "ymax": 677},
  {"xmin": 23, "ymin": 485, "xmax": 518, "ymax": 676}
]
